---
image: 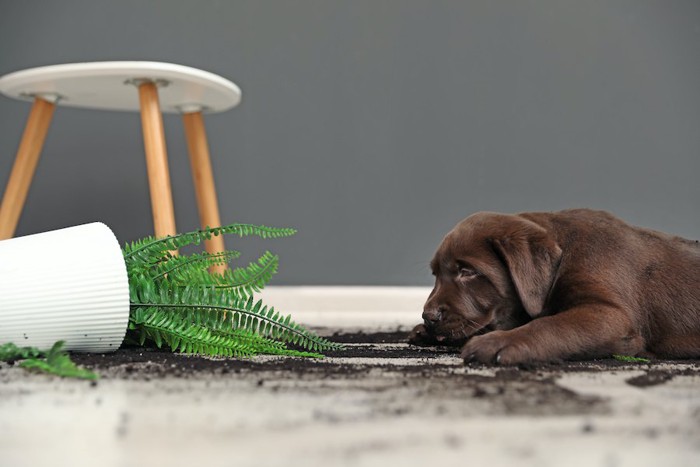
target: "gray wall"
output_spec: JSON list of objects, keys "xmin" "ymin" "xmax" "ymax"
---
[{"xmin": 1, "ymin": 1, "xmax": 698, "ymax": 285}]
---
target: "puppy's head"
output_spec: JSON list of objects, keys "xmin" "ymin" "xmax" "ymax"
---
[{"xmin": 423, "ymin": 212, "xmax": 562, "ymax": 344}]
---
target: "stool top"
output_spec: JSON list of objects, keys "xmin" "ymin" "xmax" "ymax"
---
[{"xmin": 0, "ymin": 61, "xmax": 241, "ymax": 114}]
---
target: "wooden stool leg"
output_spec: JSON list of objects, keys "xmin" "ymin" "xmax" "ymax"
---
[
  {"xmin": 0, "ymin": 98, "xmax": 56, "ymax": 240},
  {"xmin": 137, "ymin": 82, "xmax": 177, "ymax": 241},
  {"xmin": 182, "ymin": 111, "xmax": 227, "ymax": 274}
]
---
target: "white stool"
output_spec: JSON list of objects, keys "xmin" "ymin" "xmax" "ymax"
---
[{"xmin": 0, "ymin": 61, "xmax": 241, "ymax": 271}]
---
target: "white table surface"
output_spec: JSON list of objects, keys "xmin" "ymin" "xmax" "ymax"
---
[{"xmin": 0, "ymin": 61, "xmax": 241, "ymax": 114}]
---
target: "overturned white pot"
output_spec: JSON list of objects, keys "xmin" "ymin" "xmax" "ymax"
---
[{"xmin": 0, "ymin": 223, "xmax": 130, "ymax": 352}]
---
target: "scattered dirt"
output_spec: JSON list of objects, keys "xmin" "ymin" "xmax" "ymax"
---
[
  {"xmin": 2, "ymin": 329, "xmax": 695, "ymax": 418},
  {"xmin": 32, "ymin": 329, "xmax": 691, "ymax": 419},
  {"xmin": 0, "ymin": 332, "xmax": 700, "ymax": 416},
  {"xmin": 625, "ymin": 368, "xmax": 700, "ymax": 388},
  {"xmin": 66, "ymin": 330, "xmax": 700, "ymax": 379},
  {"xmin": 329, "ymin": 330, "xmax": 418, "ymax": 344},
  {"xmin": 3, "ymin": 330, "xmax": 700, "ymax": 466},
  {"xmin": 626, "ymin": 370, "xmax": 675, "ymax": 388}
]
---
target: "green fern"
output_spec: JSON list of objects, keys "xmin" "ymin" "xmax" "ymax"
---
[
  {"xmin": 0, "ymin": 342, "xmax": 43, "ymax": 361},
  {"xmin": 149, "ymin": 250, "xmax": 242, "ymax": 280},
  {"xmin": 124, "ymin": 223, "xmax": 342, "ymax": 359},
  {"xmin": 612, "ymin": 354, "xmax": 651, "ymax": 364},
  {"xmin": 169, "ymin": 251, "xmax": 279, "ymax": 298},
  {"xmin": 0, "ymin": 341, "xmax": 97, "ymax": 380},
  {"xmin": 124, "ymin": 224, "xmax": 296, "ymax": 268}
]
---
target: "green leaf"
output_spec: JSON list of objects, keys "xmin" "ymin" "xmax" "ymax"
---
[
  {"xmin": 10, "ymin": 341, "xmax": 99, "ymax": 380},
  {"xmin": 0, "ymin": 342, "xmax": 42, "ymax": 361},
  {"xmin": 612, "ymin": 354, "xmax": 651, "ymax": 364}
]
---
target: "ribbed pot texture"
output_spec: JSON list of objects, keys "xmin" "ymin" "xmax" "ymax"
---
[{"xmin": 0, "ymin": 223, "xmax": 129, "ymax": 352}]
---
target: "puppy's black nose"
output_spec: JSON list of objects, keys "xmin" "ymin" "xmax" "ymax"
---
[{"xmin": 422, "ymin": 306, "xmax": 444, "ymax": 327}]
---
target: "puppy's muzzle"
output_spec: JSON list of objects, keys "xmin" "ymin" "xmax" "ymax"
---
[{"xmin": 422, "ymin": 305, "xmax": 445, "ymax": 328}]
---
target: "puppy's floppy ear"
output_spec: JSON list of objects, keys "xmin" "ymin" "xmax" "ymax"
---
[{"xmin": 491, "ymin": 221, "xmax": 562, "ymax": 318}]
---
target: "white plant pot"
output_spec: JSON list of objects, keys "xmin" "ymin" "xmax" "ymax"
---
[{"xmin": 0, "ymin": 223, "xmax": 129, "ymax": 352}]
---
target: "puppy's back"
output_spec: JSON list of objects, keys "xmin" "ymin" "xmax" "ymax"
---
[{"xmin": 543, "ymin": 209, "xmax": 700, "ymax": 339}]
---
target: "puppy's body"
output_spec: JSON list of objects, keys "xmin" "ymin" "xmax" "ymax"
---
[{"xmin": 411, "ymin": 209, "xmax": 700, "ymax": 364}]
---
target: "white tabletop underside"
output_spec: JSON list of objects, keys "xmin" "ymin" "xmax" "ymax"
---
[{"xmin": 0, "ymin": 61, "xmax": 241, "ymax": 114}]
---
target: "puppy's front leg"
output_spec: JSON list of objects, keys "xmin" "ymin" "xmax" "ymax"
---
[{"xmin": 461, "ymin": 305, "xmax": 644, "ymax": 364}]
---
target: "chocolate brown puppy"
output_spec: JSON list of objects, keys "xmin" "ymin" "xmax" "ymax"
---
[{"xmin": 409, "ymin": 209, "xmax": 700, "ymax": 364}]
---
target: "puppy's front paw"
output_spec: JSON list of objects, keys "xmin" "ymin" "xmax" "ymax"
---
[
  {"xmin": 460, "ymin": 331, "xmax": 527, "ymax": 365},
  {"xmin": 408, "ymin": 323, "xmax": 437, "ymax": 346}
]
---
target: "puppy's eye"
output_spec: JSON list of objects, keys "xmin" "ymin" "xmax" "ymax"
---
[{"xmin": 458, "ymin": 267, "xmax": 478, "ymax": 278}]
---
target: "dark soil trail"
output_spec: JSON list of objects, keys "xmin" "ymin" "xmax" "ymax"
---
[{"xmin": 69, "ymin": 331, "xmax": 700, "ymax": 394}]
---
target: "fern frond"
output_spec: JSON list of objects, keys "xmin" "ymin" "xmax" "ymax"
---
[
  {"xmin": 123, "ymin": 224, "xmax": 296, "ymax": 267},
  {"xmin": 0, "ymin": 342, "xmax": 42, "ymax": 361},
  {"xmin": 129, "ymin": 280, "xmax": 342, "ymax": 353},
  {"xmin": 171, "ymin": 251, "xmax": 279, "ymax": 297},
  {"xmin": 129, "ymin": 307, "xmax": 258, "ymax": 357},
  {"xmin": 3, "ymin": 341, "xmax": 99, "ymax": 380},
  {"xmin": 218, "ymin": 328, "xmax": 324, "ymax": 358},
  {"xmin": 149, "ymin": 250, "xmax": 242, "ymax": 280}
]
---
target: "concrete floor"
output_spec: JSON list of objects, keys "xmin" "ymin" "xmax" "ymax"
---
[{"xmin": 1, "ymin": 338, "xmax": 699, "ymax": 467}]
